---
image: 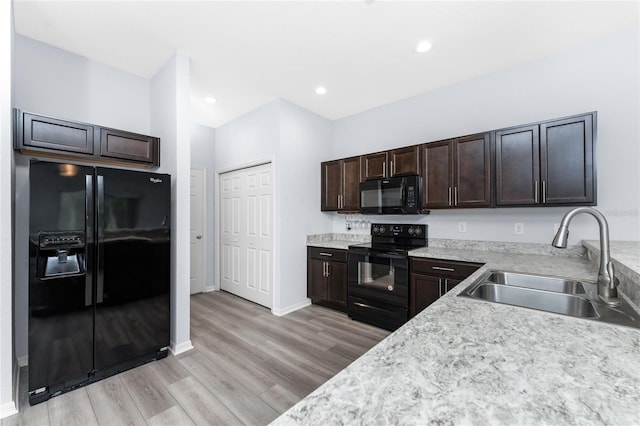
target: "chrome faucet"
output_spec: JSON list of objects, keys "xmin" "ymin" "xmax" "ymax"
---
[{"xmin": 552, "ymin": 207, "xmax": 620, "ymax": 306}]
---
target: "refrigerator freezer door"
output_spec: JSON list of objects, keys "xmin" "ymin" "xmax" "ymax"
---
[
  {"xmin": 94, "ymin": 167, "xmax": 170, "ymax": 371},
  {"xmin": 28, "ymin": 160, "xmax": 95, "ymax": 399}
]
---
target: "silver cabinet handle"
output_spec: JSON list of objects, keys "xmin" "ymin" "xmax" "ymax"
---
[
  {"xmin": 438, "ymin": 278, "xmax": 443, "ymax": 297},
  {"xmin": 323, "ymin": 261, "xmax": 328, "ymax": 277},
  {"xmin": 534, "ymin": 181, "xmax": 539, "ymax": 204},
  {"xmin": 448, "ymin": 187, "xmax": 452, "ymax": 206},
  {"xmin": 337, "ymin": 195, "xmax": 340, "ymax": 209},
  {"xmin": 432, "ymin": 266, "xmax": 455, "ymax": 272},
  {"xmin": 390, "ymin": 160, "xmax": 394, "ymax": 176},
  {"xmin": 383, "ymin": 162, "xmax": 386, "ymax": 178},
  {"xmin": 542, "ymin": 181, "xmax": 547, "ymax": 203},
  {"xmin": 454, "ymin": 187, "xmax": 458, "ymax": 206},
  {"xmin": 319, "ymin": 252, "xmax": 333, "ymax": 257}
]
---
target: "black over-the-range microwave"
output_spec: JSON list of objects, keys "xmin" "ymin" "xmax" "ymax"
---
[{"xmin": 359, "ymin": 175, "xmax": 423, "ymax": 214}]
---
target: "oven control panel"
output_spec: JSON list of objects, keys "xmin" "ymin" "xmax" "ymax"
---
[{"xmin": 371, "ymin": 223, "xmax": 426, "ymax": 238}]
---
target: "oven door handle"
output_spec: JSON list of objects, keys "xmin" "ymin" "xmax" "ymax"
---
[
  {"xmin": 347, "ymin": 249, "xmax": 408, "ymax": 260},
  {"xmin": 366, "ymin": 252, "xmax": 408, "ymax": 260}
]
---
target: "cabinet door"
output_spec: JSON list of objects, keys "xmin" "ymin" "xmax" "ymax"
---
[
  {"xmin": 389, "ymin": 146, "xmax": 420, "ymax": 177},
  {"xmin": 540, "ymin": 114, "xmax": 595, "ymax": 205},
  {"xmin": 443, "ymin": 278, "xmax": 461, "ymax": 294},
  {"xmin": 361, "ymin": 152, "xmax": 388, "ymax": 180},
  {"xmin": 410, "ymin": 274, "xmax": 441, "ymax": 318},
  {"xmin": 326, "ymin": 261, "xmax": 347, "ymax": 309},
  {"xmin": 421, "ymin": 141, "xmax": 453, "ymax": 208},
  {"xmin": 495, "ymin": 125, "xmax": 540, "ymax": 206},
  {"xmin": 321, "ymin": 160, "xmax": 342, "ymax": 211},
  {"xmin": 308, "ymin": 258, "xmax": 327, "ymax": 301},
  {"xmin": 342, "ymin": 156, "xmax": 361, "ymax": 210},
  {"xmin": 100, "ymin": 128, "xmax": 158, "ymax": 164},
  {"xmin": 454, "ymin": 133, "xmax": 491, "ymax": 207},
  {"xmin": 21, "ymin": 112, "xmax": 94, "ymax": 154}
]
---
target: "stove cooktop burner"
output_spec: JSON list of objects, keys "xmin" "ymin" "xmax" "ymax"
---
[{"xmin": 348, "ymin": 223, "xmax": 428, "ymax": 253}]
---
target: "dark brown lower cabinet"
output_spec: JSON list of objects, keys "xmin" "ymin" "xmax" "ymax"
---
[
  {"xmin": 307, "ymin": 247, "xmax": 347, "ymax": 311},
  {"xmin": 410, "ymin": 257, "xmax": 481, "ymax": 317}
]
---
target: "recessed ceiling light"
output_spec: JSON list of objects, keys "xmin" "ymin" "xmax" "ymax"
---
[
  {"xmin": 415, "ymin": 40, "xmax": 432, "ymax": 53},
  {"xmin": 315, "ymin": 86, "xmax": 327, "ymax": 95},
  {"xmin": 205, "ymin": 96, "xmax": 216, "ymax": 104}
]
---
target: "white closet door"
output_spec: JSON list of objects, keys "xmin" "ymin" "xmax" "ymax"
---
[
  {"xmin": 220, "ymin": 163, "xmax": 273, "ymax": 308},
  {"xmin": 190, "ymin": 167, "xmax": 206, "ymax": 295}
]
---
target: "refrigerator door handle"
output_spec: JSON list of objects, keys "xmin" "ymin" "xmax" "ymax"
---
[
  {"xmin": 96, "ymin": 175, "xmax": 104, "ymax": 304},
  {"xmin": 85, "ymin": 174, "xmax": 94, "ymax": 307}
]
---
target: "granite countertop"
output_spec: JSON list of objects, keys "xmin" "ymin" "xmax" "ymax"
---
[{"xmin": 280, "ymin": 239, "xmax": 640, "ymax": 425}]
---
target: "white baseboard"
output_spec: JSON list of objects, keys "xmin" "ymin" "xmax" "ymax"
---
[
  {"xmin": 170, "ymin": 340, "xmax": 194, "ymax": 356},
  {"xmin": 272, "ymin": 299, "xmax": 311, "ymax": 317},
  {"xmin": 0, "ymin": 400, "xmax": 18, "ymax": 420},
  {"xmin": 204, "ymin": 285, "xmax": 216, "ymax": 292}
]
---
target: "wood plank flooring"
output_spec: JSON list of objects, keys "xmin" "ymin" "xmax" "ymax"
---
[{"xmin": 3, "ymin": 291, "xmax": 389, "ymax": 425}]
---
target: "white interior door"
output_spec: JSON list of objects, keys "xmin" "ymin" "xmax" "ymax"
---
[
  {"xmin": 190, "ymin": 167, "xmax": 205, "ymax": 295},
  {"xmin": 220, "ymin": 163, "xmax": 273, "ymax": 308}
]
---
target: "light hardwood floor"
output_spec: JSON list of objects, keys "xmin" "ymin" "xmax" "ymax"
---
[{"xmin": 3, "ymin": 291, "xmax": 389, "ymax": 425}]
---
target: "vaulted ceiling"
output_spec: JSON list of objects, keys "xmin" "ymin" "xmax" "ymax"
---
[{"xmin": 13, "ymin": 1, "xmax": 639, "ymax": 128}]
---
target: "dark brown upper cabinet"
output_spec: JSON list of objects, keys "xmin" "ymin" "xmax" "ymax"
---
[
  {"xmin": 361, "ymin": 146, "xmax": 420, "ymax": 180},
  {"xmin": 421, "ymin": 133, "xmax": 491, "ymax": 209},
  {"xmin": 421, "ymin": 140, "xmax": 453, "ymax": 208},
  {"xmin": 18, "ymin": 112, "xmax": 95, "ymax": 155},
  {"xmin": 321, "ymin": 156, "xmax": 361, "ymax": 212},
  {"xmin": 389, "ymin": 146, "xmax": 420, "ymax": 177},
  {"xmin": 100, "ymin": 128, "xmax": 158, "ymax": 165},
  {"xmin": 495, "ymin": 113, "xmax": 595, "ymax": 206},
  {"xmin": 541, "ymin": 114, "xmax": 595, "ymax": 205},
  {"xmin": 495, "ymin": 125, "xmax": 540, "ymax": 205},
  {"xmin": 361, "ymin": 151, "xmax": 388, "ymax": 180},
  {"xmin": 14, "ymin": 109, "xmax": 160, "ymax": 168}
]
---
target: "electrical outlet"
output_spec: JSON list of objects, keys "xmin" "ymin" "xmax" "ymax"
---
[
  {"xmin": 458, "ymin": 222, "xmax": 467, "ymax": 233},
  {"xmin": 514, "ymin": 223, "xmax": 525, "ymax": 235}
]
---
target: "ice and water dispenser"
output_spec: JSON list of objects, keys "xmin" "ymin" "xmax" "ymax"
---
[{"xmin": 36, "ymin": 231, "xmax": 85, "ymax": 279}]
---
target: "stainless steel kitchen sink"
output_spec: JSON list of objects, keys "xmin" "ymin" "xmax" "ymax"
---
[
  {"xmin": 459, "ymin": 270, "xmax": 640, "ymax": 329},
  {"xmin": 483, "ymin": 271, "xmax": 587, "ymax": 295}
]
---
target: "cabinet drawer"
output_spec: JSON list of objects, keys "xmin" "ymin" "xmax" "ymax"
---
[
  {"xmin": 308, "ymin": 247, "xmax": 347, "ymax": 262},
  {"xmin": 411, "ymin": 257, "xmax": 481, "ymax": 279}
]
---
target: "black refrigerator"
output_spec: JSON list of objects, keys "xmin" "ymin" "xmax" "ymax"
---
[{"xmin": 28, "ymin": 159, "xmax": 170, "ymax": 404}]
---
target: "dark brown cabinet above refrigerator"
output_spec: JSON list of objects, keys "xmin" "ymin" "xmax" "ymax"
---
[{"xmin": 14, "ymin": 109, "xmax": 160, "ymax": 168}]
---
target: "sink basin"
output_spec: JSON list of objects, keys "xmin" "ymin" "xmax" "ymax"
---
[
  {"xmin": 484, "ymin": 271, "xmax": 587, "ymax": 295},
  {"xmin": 468, "ymin": 283, "xmax": 597, "ymax": 318},
  {"xmin": 459, "ymin": 270, "xmax": 640, "ymax": 329}
]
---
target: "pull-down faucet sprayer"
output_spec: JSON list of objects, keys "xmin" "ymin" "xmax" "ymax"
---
[{"xmin": 552, "ymin": 207, "xmax": 620, "ymax": 306}]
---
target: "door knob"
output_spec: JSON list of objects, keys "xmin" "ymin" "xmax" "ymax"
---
[{"xmin": 196, "ymin": 235, "xmax": 202, "ymax": 239}]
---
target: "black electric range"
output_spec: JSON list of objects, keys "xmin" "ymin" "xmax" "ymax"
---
[{"xmin": 347, "ymin": 223, "xmax": 427, "ymax": 330}]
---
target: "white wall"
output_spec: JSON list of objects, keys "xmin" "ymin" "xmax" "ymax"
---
[
  {"xmin": 150, "ymin": 54, "xmax": 193, "ymax": 355},
  {"xmin": 277, "ymin": 100, "xmax": 333, "ymax": 309},
  {"xmin": 12, "ymin": 36, "xmax": 150, "ymax": 134},
  {"xmin": 214, "ymin": 99, "xmax": 333, "ymax": 313},
  {"xmin": 11, "ymin": 36, "xmax": 153, "ymax": 361},
  {"xmin": 331, "ymin": 28, "xmax": 640, "ymax": 244},
  {"xmin": 191, "ymin": 124, "xmax": 216, "ymax": 291},
  {"xmin": 0, "ymin": 0, "xmax": 16, "ymax": 419}
]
